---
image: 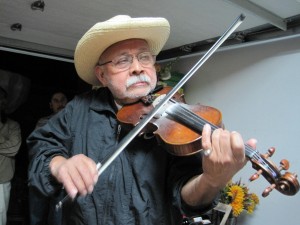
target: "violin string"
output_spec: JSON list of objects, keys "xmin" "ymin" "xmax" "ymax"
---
[
  {"xmin": 169, "ymin": 99, "xmax": 219, "ymax": 130},
  {"xmin": 169, "ymin": 101, "xmax": 277, "ymax": 176}
]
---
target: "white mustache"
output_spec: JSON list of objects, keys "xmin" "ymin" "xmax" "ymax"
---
[{"xmin": 126, "ymin": 74, "xmax": 151, "ymax": 87}]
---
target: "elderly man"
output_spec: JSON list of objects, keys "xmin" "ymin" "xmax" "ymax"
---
[{"xmin": 27, "ymin": 15, "xmax": 256, "ymax": 225}]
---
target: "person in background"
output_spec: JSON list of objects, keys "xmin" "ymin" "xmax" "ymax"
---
[
  {"xmin": 35, "ymin": 91, "xmax": 68, "ymax": 128},
  {"xmin": 0, "ymin": 86, "xmax": 22, "ymax": 225},
  {"xmin": 27, "ymin": 15, "xmax": 256, "ymax": 225},
  {"xmin": 29, "ymin": 91, "xmax": 68, "ymax": 225}
]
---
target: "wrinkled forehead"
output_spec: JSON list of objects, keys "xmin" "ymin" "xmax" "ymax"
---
[{"xmin": 100, "ymin": 39, "xmax": 150, "ymax": 60}]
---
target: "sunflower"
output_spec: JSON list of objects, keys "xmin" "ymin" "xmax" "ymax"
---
[
  {"xmin": 245, "ymin": 193, "xmax": 260, "ymax": 214},
  {"xmin": 227, "ymin": 185, "xmax": 245, "ymax": 217},
  {"xmin": 220, "ymin": 180, "xmax": 259, "ymax": 217}
]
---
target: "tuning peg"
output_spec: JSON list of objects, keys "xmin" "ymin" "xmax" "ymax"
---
[
  {"xmin": 279, "ymin": 159, "xmax": 290, "ymax": 171},
  {"xmin": 262, "ymin": 147, "xmax": 275, "ymax": 158},
  {"xmin": 262, "ymin": 183, "xmax": 276, "ymax": 197},
  {"xmin": 249, "ymin": 169, "xmax": 262, "ymax": 181}
]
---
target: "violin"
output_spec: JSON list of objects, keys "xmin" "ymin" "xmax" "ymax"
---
[
  {"xmin": 117, "ymin": 86, "xmax": 300, "ymax": 197},
  {"xmin": 117, "ymin": 86, "xmax": 223, "ymax": 156}
]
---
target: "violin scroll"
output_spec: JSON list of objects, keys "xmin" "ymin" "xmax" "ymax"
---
[
  {"xmin": 262, "ymin": 172, "xmax": 299, "ymax": 197},
  {"xmin": 248, "ymin": 147, "xmax": 299, "ymax": 197}
]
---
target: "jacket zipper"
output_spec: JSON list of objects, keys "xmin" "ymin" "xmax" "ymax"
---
[{"xmin": 116, "ymin": 124, "xmax": 122, "ymax": 142}]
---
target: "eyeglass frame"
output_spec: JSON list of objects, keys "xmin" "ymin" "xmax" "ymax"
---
[{"xmin": 97, "ymin": 51, "xmax": 157, "ymax": 71}]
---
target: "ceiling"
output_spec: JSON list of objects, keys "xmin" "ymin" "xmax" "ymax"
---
[{"xmin": 1, "ymin": 0, "xmax": 300, "ymax": 61}]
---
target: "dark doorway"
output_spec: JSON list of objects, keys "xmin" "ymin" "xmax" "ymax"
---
[{"xmin": 0, "ymin": 50, "xmax": 90, "ymax": 224}]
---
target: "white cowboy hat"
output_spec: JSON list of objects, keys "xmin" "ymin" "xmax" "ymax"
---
[{"xmin": 74, "ymin": 15, "xmax": 170, "ymax": 86}]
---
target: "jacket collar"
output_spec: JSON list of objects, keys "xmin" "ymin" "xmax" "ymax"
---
[{"xmin": 89, "ymin": 87, "xmax": 118, "ymax": 114}]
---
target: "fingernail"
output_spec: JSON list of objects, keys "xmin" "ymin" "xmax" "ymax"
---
[
  {"xmin": 70, "ymin": 189, "xmax": 78, "ymax": 199},
  {"xmin": 204, "ymin": 123, "xmax": 211, "ymax": 131},
  {"xmin": 88, "ymin": 185, "xmax": 94, "ymax": 194},
  {"xmin": 94, "ymin": 174, "xmax": 98, "ymax": 184},
  {"xmin": 204, "ymin": 123, "xmax": 208, "ymax": 129}
]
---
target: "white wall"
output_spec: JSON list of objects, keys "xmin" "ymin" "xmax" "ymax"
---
[{"xmin": 171, "ymin": 35, "xmax": 300, "ymax": 225}]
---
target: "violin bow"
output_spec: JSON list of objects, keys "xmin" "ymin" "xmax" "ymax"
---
[{"xmin": 56, "ymin": 14, "xmax": 245, "ymax": 209}]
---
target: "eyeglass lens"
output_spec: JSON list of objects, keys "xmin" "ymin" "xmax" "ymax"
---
[{"xmin": 102, "ymin": 52, "xmax": 156, "ymax": 71}]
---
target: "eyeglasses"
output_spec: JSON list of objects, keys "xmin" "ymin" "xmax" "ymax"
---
[{"xmin": 98, "ymin": 52, "xmax": 156, "ymax": 71}]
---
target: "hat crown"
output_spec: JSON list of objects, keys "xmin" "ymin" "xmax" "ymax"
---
[{"xmin": 107, "ymin": 15, "xmax": 131, "ymax": 21}]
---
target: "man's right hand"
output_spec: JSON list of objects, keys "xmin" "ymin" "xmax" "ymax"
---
[{"xmin": 49, "ymin": 154, "xmax": 99, "ymax": 199}]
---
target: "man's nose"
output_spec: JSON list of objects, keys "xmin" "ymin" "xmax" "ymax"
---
[{"xmin": 129, "ymin": 57, "xmax": 144, "ymax": 74}]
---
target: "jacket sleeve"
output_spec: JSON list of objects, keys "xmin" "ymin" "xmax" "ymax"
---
[
  {"xmin": 27, "ymin": 100, "xmax": 75, "ymax": 196},
  {"xmin": 0, "ymin": 119, "xmax": 22, "ymax": 157},
  {"xmin": 168, "ymin": 153, "xmax": 219, "ymax": 217}
]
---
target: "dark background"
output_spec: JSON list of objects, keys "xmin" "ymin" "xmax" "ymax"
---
[{"xmin": 0, "ymin": 50, "xmax": 90, "ymax": 224}]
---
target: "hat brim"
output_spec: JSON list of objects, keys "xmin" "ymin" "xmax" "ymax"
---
[{"xmin": 74, "ymin": 16, "xmax": 170, "ymax": 86}]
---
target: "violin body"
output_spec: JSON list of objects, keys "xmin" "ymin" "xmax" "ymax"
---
[
  {"xmin": 117, "ymin": 86, "xmax": 223, "ymax": 156},
  {"xmin": 155, "ymin": 103, "xmax": 223, "ymax": 156}
]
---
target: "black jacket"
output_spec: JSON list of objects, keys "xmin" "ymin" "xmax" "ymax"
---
[{"xmin": 27, "ymin": 88, "xmax": 214, "ymax": 225}]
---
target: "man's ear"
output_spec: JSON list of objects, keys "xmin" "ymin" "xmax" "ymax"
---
[{"xmin": 94, "ymin": 66, "xmax": 106, "ymax": 86}]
